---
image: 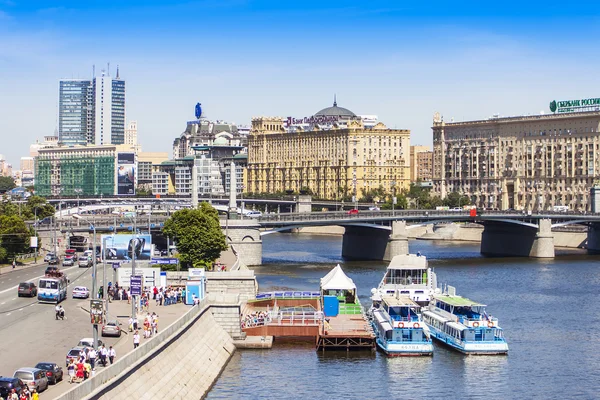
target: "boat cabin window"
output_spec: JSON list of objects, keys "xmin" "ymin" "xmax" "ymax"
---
[
  {"xmin": 386, "ymin": 290, "xmax": 395, "ymax": 295},
  {"xmin": 385, "ymin": 269, "xmax": 428, "ymax": 285},
  {"xmin": 400, "ymin": 290, "xmax": 409, "ymax": 294}
]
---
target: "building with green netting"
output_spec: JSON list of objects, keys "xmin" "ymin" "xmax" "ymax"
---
[{"xmin": 35, "ymin": 145, "xmax": 136, "ymax": 196}]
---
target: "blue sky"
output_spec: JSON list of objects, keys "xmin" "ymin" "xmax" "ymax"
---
[{"xmin": 0, "ymin": 1, "xmax": 599, "ymax": 166}]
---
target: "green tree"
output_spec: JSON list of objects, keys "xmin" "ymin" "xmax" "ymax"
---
[
  {"xmin": 0, "ymin": 176, "xmax": 16, "ymax": 193},
  {"xmin": 135, "ymin": 186, "xmax": 152, "ymax": 196},
  {"xmin": 443, "ymin": 192, "xmax": 471, "ymax": 208},
  {"xmin": 0, "ymin": 215, "xmax": 33, "ymax": 263},
  {"xmin": 162, "ymin": 202, "xmax": 227, "ymax": 270},
  {"xmin": 0, "ymin": 196, "xmax": 20, "ymax": 216},
  {"xmin": 22, "ymin": 196, "xmax": 55, "ymax": 220}
]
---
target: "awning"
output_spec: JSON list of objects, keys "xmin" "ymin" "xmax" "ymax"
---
[{"xmin": 321, "ymin": 265, "xmax": 356, "ymax": 291}]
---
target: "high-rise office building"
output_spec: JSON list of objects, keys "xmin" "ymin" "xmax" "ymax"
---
[
  {"xmin": 124, "ymin": 120, "xmax": 138, "ymax": 146},
  {"xmin": 58, "ymin": 66, "xmax": 126, "ymax": 146},
  {"xmin": 58, "ymin": 79, "xmax": 93, "ymax": 146}
]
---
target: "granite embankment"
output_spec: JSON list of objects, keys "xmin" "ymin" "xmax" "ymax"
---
[{"xmin": 54, "ymin": 294, "xmax": 239, "ymax": 400}]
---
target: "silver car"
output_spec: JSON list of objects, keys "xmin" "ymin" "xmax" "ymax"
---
[{"xmin": 13, "ymin": 368, "xmax": 48, "ymax": 393}]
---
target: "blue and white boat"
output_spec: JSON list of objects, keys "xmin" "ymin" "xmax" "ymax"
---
[
  {"xmin": 422, "ymin": 285, "xmax": 508, "ymax": 355},
  {"xmin": 371, "ymin": 295, "xmax": 433, "ymax": 356}
]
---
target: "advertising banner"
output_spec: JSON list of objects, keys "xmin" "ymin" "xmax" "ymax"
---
[
  {"xmin": 117, "ymin": 267, "xmax": 160, "ymax": 288},
  {"xmin": 90, "ymin": 299, "xmax": 103, "ymax": 325},
  {"xmin": 117, "ymin": 152, "xmax": 136, "ymax": 195},
  {"xmin": 101, "ymin": 234, "xmax": 152, "ymax": 261}
]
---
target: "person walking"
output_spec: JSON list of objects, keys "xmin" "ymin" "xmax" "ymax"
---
[
  {"xmin": 67, "ymin": 359, "xmax": 76, "ymax": 383},
  {"xmin": 12, "ymin": 259, "xmax": 16, "ymax": 269},
  {"xmin": 88, "ymin": 347, "xmax": 97, "ymax": 370},
  {"xmin": 133, "ymin": 330, "xmax": 140, "ymax": 349},
  {"xmin": 31, "ymin": 389, "xmax": 39, "ymax": 400},
  {"xmin": 100, "ymin": 345, "xmax": 108, "ymax": 367},
  {"xmin": 108, "ymin": 346, "xmax": 116, "ymax": 364}
]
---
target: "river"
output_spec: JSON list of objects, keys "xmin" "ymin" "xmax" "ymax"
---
[{"xmin": 207, "ymin": 234, "xmax": 600, "ymax": 399}]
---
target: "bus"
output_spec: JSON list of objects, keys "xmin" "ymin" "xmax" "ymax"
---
[{"xmin": 38, "ymin": 275, "xmax": 68, "ymax": 304}]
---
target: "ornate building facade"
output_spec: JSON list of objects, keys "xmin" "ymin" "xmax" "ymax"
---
[
  {"xmin": 432, "ymin": 109, "xmax": 600, "ymax": 211},
  {"xmin": 247, "ymin": 103, "xmax": 411, "ymax": 200}
]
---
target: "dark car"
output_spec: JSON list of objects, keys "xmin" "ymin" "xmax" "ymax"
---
[
  {"xmin": 17, "ymin": 282, "xmax": 37, "ymax": 297},
  {"xmin": 47, "ymin": 256, "xmax": 59, "ymax": 265},
  {"xmin": 34, "ymin": 362, "xmax": 63, "ymax": 385},
  {"xmin": 0, "ymin": 377, "xmax": 26, "ymax": 397},
  {"xmin": 45, "ymin": 266, "xmax": 59, "ymax": 275}
]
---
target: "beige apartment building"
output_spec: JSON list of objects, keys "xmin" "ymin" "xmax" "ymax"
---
[
  {"xmin": 247, "ymin": 103, "xmax": 411, "ymax": 200},
  {"xmin": 409, "ymin": 145, "xmax": 432, "ymax": 182},
  {"xmin": 416, "ymin": 150, "xmax": 433, "ymax": 182},
  {"xmin": 432, "ymin": 106, "xmax": 600, "ymax": 211}
]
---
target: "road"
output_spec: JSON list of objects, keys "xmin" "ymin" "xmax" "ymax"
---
[{"xmin": 0, "ymin": 263, "xmax": 190, "ymax": 398}]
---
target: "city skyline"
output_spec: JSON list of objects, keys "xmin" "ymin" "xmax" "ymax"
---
[{"xmin": 1, "ymin": 1, "xmax": 599, "ymax": 166}]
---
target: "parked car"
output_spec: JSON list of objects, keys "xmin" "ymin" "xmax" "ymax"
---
[
  {"xmin": 347, "ymin": 209, "xmax": 359, "ymax": 215},
  {"xmin": 44, "ymin": 266, "xmax": 59, "ymax": 276},
  {"xmin": 17, "ymin": 282, "xmax": 37, "ymax": 297},
  {"xmin": 72, "ymin": 286, "xmax": 90, "ymax": 299},
  {"xmin": 77, "ymin": 338, "xmax": 104, "ymax": 349},
  {"xmin": 63, "ymin": 255, "xmax": 75, "ymax": 266},
  {"xmin": 34, "ymin": 362, "xmax": 63, "ymax": 385},
  {"xmin": 13, "ymin": 368, "xmax": 48, "ymax": 393},
  {"xmin": 102, "ymin": 320, "xmax": 122, "ymax": 337},
  {"xmin": 65, "ymin": 347, "xmax": 85, "ymax": 367},
  {"xmin": 78, "ymin": 256, "xmax": 91, "ymax": 268},
  {"xmin": 0, "ymin": 377, "xmax": 26, "ymax": 398},
  {"xmin": 43, "ymin": 253, "xmax": 56, "ymax": 263}
]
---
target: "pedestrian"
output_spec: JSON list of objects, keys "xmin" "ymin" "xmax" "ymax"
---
[
  {"xmin": 84, "ymin": 361, "xmax": 91, "ymax": 379},
  {"xmin": 88, "ymin": 347, "xmax": 97, "ymax": 370},
  {"xmin": 31, "ymin": 389, "xmax": 38, "ymax": 400},
  {"xmin": 67, "ymin": 359, "xmax": 76, "ymax": 383},
  {"xmin": 133, "ymin": 330, "xmax": 140, "ymax": 348},
  {"xmin": 100, "ymin": 345, "xmax": 108, "ymax": 367},
  {"xmin": 12, "ymin": 259, "xmax": 15, "ymax": 269},
  {"xmin": 109, "ymin": 346, "xmax": 116, "ymax": 364},
  {"xmin": 128, "ymin": 316, "xmax": 134, "ymax": 332}
]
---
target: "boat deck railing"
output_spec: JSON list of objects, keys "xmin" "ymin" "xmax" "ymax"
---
[
  {"xmin": 253, "ymin": 291, "xmax": 321, "ymax": 301},
  {"xmin": 382, "ymin": 277, "xmax": 426, "ymax": 286}
]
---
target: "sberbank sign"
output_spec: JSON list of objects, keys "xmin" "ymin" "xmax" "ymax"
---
[{"xmin": 550, "ymin": 97, "xmax": 600, "ymax": 113}]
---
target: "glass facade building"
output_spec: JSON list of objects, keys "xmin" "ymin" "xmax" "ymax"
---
[
  {"xmin": 58, "ymin": 70, "xmax": 126, "ymax": 146},
  {"xmin": 58, "ymin": 80, "xmax": 93, "ymax": 146}
]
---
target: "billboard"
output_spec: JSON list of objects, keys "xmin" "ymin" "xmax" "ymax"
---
[
  {"xmin": 101, "ymin": 234, "xmax": 152, "ymax": 261},
  {"xmin": 117, "ymin": 152, "xmax": 136, "ymax": 195}
]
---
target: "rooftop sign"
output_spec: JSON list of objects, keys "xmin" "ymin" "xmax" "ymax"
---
[
  {"xmin": 550, "ymin": 98, "xmax": 600, "ymax": 113},
  {"xmin": 286, "ymin": 115, "xmax": 339, "ymax": 126}
]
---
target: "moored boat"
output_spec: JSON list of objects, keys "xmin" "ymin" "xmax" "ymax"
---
[
  {"xmin": 371, "ymin": 295, "xmax": 433, "ymax": 356},
  {"xmin": 371, "ymin": 253, "xmax": 436, "ymax": 307},
  {"xmin": 422, "ymin": 285, "xmax": 508, "ymax": 355}
]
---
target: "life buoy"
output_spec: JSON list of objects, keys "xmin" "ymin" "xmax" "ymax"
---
[
  {"xmin": 488, "ymin": 322, "xmax": 494, "ymax": 328},
  {"xmin": 398, "ymin": 322, "xmax": 405, "ymax": 328},
  {"xmin": 413, "ymin": 322, "xmax": 420, "ymax": 328},
  {"xmin": 473, "ymin": 322, "xmax": 479, "ymax": 328}
]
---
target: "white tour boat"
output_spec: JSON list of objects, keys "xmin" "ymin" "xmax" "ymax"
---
[
  {"xmin": 422, "ymin": 285, "xmax": 509, "ymax": 355},
  {"xmin": 371, "ymin": 295, "xmax": 433, "ymax": 356},
  {"xmin": 371, "ymin": 253, "xmax": 436, "ymax": 307}
]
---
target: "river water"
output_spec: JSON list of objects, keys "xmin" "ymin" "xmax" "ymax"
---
[{"xmin": 207, "ymin": 234, "xmax": 600, "ymax": 400}]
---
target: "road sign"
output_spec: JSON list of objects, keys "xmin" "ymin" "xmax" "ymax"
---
[
  {"xmin": 112, "ymin": 262, "xmax": 120, "ymax": 269},
  {"xmin": 130, "ymin": 275, "xmax": 142, "ymax": 295}
]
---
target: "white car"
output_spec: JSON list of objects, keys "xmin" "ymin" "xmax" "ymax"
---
[{"xmin": 72, "ymin": 286, "xmax": 90, "ymax": 299}]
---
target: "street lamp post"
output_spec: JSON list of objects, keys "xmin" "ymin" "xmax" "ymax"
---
[{"xmin": 74, "ymin": 214, "xmax": 98, "ymax": 350}]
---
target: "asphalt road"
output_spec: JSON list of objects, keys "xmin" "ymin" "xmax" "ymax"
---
[
  {"xmin": 0, "ymin": 263, "xmax": 126, "ymax": 398},
  {"xmin": 0, "ymin": 262, "xmax": 190, "ymax": 398}
]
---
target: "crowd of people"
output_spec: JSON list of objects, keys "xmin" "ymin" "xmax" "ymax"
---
[
  {"xmin": 2, "ymin": 387, "xmax": 39, "ymax": 400},
  {"xmin": 240, "ymin": 310, "xmax": 271, "ymax": 328},
  {"xmin": 66, "ymin": 345, "xmax": 117, "ymax": 384}
]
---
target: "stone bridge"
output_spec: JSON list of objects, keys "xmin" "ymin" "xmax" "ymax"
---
[{"xmin": 49, "ymin": 210, "xmax": 600, "ymax": 263}]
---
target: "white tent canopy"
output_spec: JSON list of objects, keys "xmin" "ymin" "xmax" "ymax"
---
[{"xmin": 321, "ymin": 264, "xmax": 356, "ymax": 291}]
